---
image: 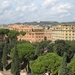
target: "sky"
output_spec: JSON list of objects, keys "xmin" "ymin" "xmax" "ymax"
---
[{"xmin": 0, "ymin": 0, "xmax": 75, "ymax": 24}]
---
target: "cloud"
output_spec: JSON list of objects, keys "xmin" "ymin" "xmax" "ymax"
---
[
  {"xmin": 42, "ymin": 0, "xmax": 58, "ymax": 8},
  {"xmin": 16, "ymin": 3, "xmax": 38, "ymax": 12},
  {"xmin": 0, "ymin": 0, "xmax": 13, "ymax": 15},
  {"xmin": 50, "ymin": 3, "xmax": 72, "ymax": 14},
  {"xmin": 29, "ymin": 4, "xmax": 38, "ymax": 12},
  {"xmin": 60, "ymin": 13, "xmax": 71, "ymax": 18},
  {"xmin": 16, "ymin": 5, "xmax": 27, "ymax": 11},
  {"xmin": 0, "ymin": 0, "xmax": 74, "ymax": 24},
  {"xmin": 0, "ymin": 10, "xmax": 14, "ymax": 20},
  {"xmin": 0, "ymin": 0, "xmax": 12, "ymax": 10}
]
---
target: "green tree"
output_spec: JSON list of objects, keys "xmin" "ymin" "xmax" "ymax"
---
[
  {"xmin": 66, "ymin": 66, "xmax": 74, "ymax": 75},
  {"xmin": 11, "ymin": 45, "xmax": 20, "ymax": 75},
  {"xmin": 2, "ymin": 41, "xmax": 8, "ymax": 71},
  {"xmin": 10, "ymin": 43, "xmax": 35, "ymax": 72},
  {"xmin": 0, "ymin": 42, "xmax": 5, "ymax": 59},
  {"xmin": 53, "ymin": 40, "xmax": 67, "ymax": 56},
  {"xmin": 53, "ymin": 40, "xmax": 75, "ymax": 62},
  {"xmin": 59, "ymin": 52, "xmax": 68, "ymax": 75},
  {"xmin": 0, "ymin": 42, "xmax": 5, "ymax": 70},
  {"xmin": 10, "ymin": 43, "xmax": 35, "ymax": 60},
  {"xmin": 66, "ymin": 40, "xmax": 75, "ymax": 62},
  {"xmin": 30, "ymin": 53, "xmax": 62, "ymax": 75},
  {"xmin": 8, "ymin": 30, "xmax": 19, "ymax": 41},
  {"xmin": 8, "ymin": 41, "xmax": 16, "ymax": 53},
  {"xmin": 46, "ymin": 43, "xmax": 54, "ymax": 52},
  {"xmin": 0, "ymin": 29, "xmax": 9, "ymax": 35},
  {"xmin": 34, "ymin": 40, "xmax": 51, "ymax": 56},
  {"xmin": 19, "ymin": 31, "xmax": 26, "ymax": 36},
  {"xmin": 69, "ymin": 54, "xmax": 75, "ymax": 74},
  {"xmin": 0, "ymin": 29, "xmax": 9, "ymax": 41}
]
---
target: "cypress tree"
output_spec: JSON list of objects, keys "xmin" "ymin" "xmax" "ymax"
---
[
  {"xmin": 2, "ymin": 41, "xmax": 8, "ymax": 71},
  {"xmin": 11, "ymin": 45, "xmax": 20, "ymax": 75},
  {"xmin": 59, "ymin": 52, "xmax": 68, "ymax": 75}
]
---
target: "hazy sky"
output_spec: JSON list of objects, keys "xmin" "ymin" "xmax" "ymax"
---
[{"xmin": 0, "ymin": 0, "xmax": 75, "ymax": 24}]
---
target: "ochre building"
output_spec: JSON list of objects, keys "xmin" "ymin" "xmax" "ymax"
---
[
  {"xmin": 8, "ymin": 24, "xmax": 44, "ymax": 42},
  {"xmin": 7, "ymin": 24, "xmax": 75, "ymax": 42}
]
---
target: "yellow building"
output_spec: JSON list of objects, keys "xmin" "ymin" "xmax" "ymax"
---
[
  {"xmin": 44, "ymin": 29, "xmax": 52, "ymax": 41},
  {"xmin": 52, "ymin": 25, "xmax": 75, "ymax": 41}
]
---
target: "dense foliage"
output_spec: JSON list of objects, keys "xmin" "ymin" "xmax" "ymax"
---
[
  {"xmin": 69, "ymin": 54, "xmax": 75, "ymax": 74},
  {"xmin": 0, "ymin": 28, "xmax": 75, "ymax": 75},
  {"xmin": 0, "ymin": 29, "xmax": 9, "ymax": 35},
  {"xmin": 19, "ymin": 31, "xmax": 26, "ymax": 35},
  {"xmin": 8, "ymin": 30, "xmax": 19, "ymax": 41},
  {"xmin": 59, "ymin": 52, "xmax": 68, "ymax": 75},
  {"xmin": 0, "ymin": 29, "xmax": 10, "ymax": 41},
  {"xmin": 34, "ymin": 40, "xmax": 51, "ymax": 56},
  {"xmin": 10, "ymin": 43, "xmax": 35, "ymax": 60},
  {"xmin": 2, "ymin": 41, "xmax": 8, "ymax": 71},
  {"xmin": 30, "ymin": 53, "xmax": 62, "ymax": 75},
  {"xmin": 11, "ymin": 46, "xmax": 20, "ymax": 75}
]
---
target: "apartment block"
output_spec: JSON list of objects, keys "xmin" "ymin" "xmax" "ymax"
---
[
  {"xmin": 44, "ymin": 29, "xmax": 52, "ymax": 41},
  {"xmin": 8, "ymin": 24, "xmax": 44, "ymax": 42},
  {"xmin": 8, "ymin": 24, "xmax": 75, "ymax": 42},
  {"xmin": 52, "ymin": 25, "xmax": 75, "ymax": 41}
]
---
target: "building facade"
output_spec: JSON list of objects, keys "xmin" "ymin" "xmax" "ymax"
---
[
  {"xmin": 44, "ymin": 29, "xmax": 52, "ymax": 41},
  {"xmin": 52, "ymin": 25, "xmax": 75, "ymax": 41},
  {"xmin": 8, "ymin": 24, "xmax": 44, "ymax": 42},
  {"xmin": 7, "ymin": 24, "xmax": 75, "ymax": 42}
]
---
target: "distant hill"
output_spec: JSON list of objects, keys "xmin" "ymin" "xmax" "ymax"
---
[
  {"xmin": 61, "ymin": 21, "xmax": 75, "ymax": 25},
  {"xmin": 15, "ymin": 21, "xmax": 75, "ymax": 26},
  {"xmin": 23, "ymin": 21, "xmax": 60, "ymax": 26}
]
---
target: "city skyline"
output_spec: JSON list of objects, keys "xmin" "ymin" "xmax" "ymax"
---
[{"xmin": 0, "ymin": 0, "xmax": 75, "ymax": 24}]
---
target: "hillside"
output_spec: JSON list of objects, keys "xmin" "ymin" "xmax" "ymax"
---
[
  {"xmin": 23, "ymin": 21, "xmax": 60, "ymax": 26},
  {"xmin": 15, "ymin": 21, "xmax": 75, "ymax": 26}
]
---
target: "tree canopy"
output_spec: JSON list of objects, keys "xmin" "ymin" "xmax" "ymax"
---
[
  {"xmin": 34, "ymin": 40, "xmax": 51, "ymax": 56},
  {"xmin": 19, "ymin": 31, "xmax": 26, "ymax": 35},
  {"xmin": 59, "ymin": 52, "xmax": 68, "ymax": 75},
  {"xmin": 0, "ymin": 29, "xmax": 10, "ymax": 41},
  {"xmin": 0, "ymin": 29, "xmax": 9, "ymax": 35},
  {"xmin": 8, "ymin": 30, "xmax": 19, "ymax": 40},
  {"xmin": 53, "ymin": 40, "xmax": 75, "ymax": 62},
  {"xmin": 30, "ymin": 53, "xmax": 62, "ymax": 75},
  {"xmin": 69, "ymin": 54, "xmax": 75, "ymax": 74},
  {"xmin": 2, "ymin": 41, "xmax": 8, "ymax": 71},
  {"xmin": 10, "ymin": 43, "xmax": 35, "ymax": 61},
  {"xmin": 11, "ymin": 46, "xmax": 20, "ymax": 75}
]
